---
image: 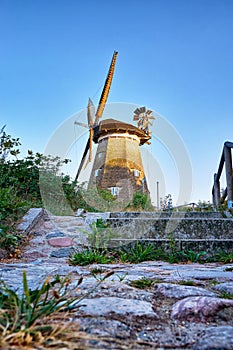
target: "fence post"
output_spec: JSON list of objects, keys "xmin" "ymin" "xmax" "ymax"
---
[
  {"xmin": 213, "ymin": 173, "xmax": 220, "ymax": 208},
  {"xmin": 224, "ymin": 144, "xmax": 233, "ymax": 202}
]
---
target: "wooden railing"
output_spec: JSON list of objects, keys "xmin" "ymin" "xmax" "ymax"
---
[{"xmin": 212, "ymin": 141, "xmax": 233, "ymax": 208}]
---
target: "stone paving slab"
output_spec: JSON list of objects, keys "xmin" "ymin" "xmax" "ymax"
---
[{"xmin": 1, "ymin": 210, "xmax": 233, "ymax": 349}]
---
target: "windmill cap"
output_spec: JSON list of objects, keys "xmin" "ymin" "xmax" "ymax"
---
[{"xmin": 93, "ymin": 118, "xmax": 151, "ymax": 145}]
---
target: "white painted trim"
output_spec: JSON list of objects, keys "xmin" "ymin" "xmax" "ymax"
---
[{"xmin": 98, "ymin": 133, "xmax": 140, "ymax": 144}]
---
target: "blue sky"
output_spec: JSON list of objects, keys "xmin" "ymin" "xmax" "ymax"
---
[{"xmin": 1, "ymin": 0, "xmax": 233, "ymax": 204}]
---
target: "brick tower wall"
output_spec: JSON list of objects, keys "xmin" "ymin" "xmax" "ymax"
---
[{"xmin": 88, "ymin": 134, "xmax": 150, "ymax": 203}]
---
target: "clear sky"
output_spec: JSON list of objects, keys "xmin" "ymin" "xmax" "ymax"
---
[{"xmin": 1, "ymin": 0, "xmax": 233, "ymax": 205}]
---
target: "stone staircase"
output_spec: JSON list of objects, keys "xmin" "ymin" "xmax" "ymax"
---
[
  {"xmin": 17, "ymin": 209, "xmax": 233, "ymax": 255},
  {"xmin": 106, "ymin": 211, "xmax": 233, "ymax": 252}
]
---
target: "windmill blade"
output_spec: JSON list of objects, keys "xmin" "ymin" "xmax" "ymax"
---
[
  {"xmin": 134, "ymin": 106, "xmax": 146, "ymax": 116},
  {"xmin": 87, "ymin": 98, "xmax": 95, "ymax": 127},
  {"xmin": 75, "ymin": 138, "xmax": 90, "ymax": 181},
  {"xmin": 89, "ymin": 127, "xmax": 93, "ymax": 162},
  {"xmin": 134, "ymin": 108, "xmax": 141, "ymax": 116},
  {"xmin": 94, "ymin": 51, "xmax": 118, "ymax": 124},
  {"xmin": 139, "ymin": 106, "xmax": 146, "ymax": 114},
  {"xmin": 74, "ymin": 121, "xmax": 89, "ymax": 128},
  {"xmin": 0, "ymin": 125, "xmax": 6, "ymax": 134}
]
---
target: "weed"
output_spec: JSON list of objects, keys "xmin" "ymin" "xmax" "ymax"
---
[
  {"xmin": 218, "ymin": 291, "xmax": 233, "ymax": 299},
  {"xmin": 0, "ymin": 271, "xmax": 81, "ymax": 335},
  {"xmin": 90, "ymin": 267, "xmax": 106, "ymax": 275},
  {"xmin": 129, "ymin": 277, "xmax": 155, "ymax": 289},
  {"xmin": 166, "ymin": 233, "xmax": 181, "ymax": 263},
  {"xmin": 176, "ymin": 280, "xmax": 196, "ymax": 286},
  {"xmin": 208, "ymin": 280, "xmax": 221, "ymax": 286},
  {"xmin": 209, "ymin": 250, "xmax": 233, "ymax": 263},
  {"xmin": 179, "ymin": 250, "xmax": 207, "ymax": 263},
  {"xmin": 69, "ymin": 248, "xmax": 114, "ymax": 266},
  {"xmin": 118, "ymin": 241, "xmax": 155, "ymax": 263},
  {"xmin": 115, "ymin": 272, "xmax": 129, "ymax": 282},
  {"xmin": 218, "ymin": 251, "xmax": 233, "ymax": 263},
  {"xmin": 82, "ymin": 218, "xmax": 120, "ymax": 251},
  {"xmin": 0, "ymin": 270, "xmax": 114, "ymax": 345},
  {"xmin": 90, "ymin": 267, "xmax": 110, "ymax": 281}
]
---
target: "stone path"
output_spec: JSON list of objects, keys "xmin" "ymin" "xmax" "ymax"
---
[{"xmin": 0, "ymin": 209, "xmax": 233, "ymax": 349}]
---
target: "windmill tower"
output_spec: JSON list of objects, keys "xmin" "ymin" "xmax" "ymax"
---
[{"xmin": 75, "ymin": 52, "xmax": 155, "ymax": 205}]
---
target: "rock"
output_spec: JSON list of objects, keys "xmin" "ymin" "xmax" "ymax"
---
[
  {"xmin": 0, "ymin": 248, "xmax": 9, "ymax": 260},
  {"xmin": 78, "ymin": 280, "xmax": 153, "ymax": 302},
  {"xmin": 85, "ymin": 212, "xmax": 110, "ymax": 225},
  {"xmin": 76, "ymin": 208, "xmax": 85, "ymax": 216},
  {"xmin": 50, "ymin": 247, "xmax": 74, "ymax": 258},
  {"xmin": 48, "ymin": 237, "xmax": 74, "ymax": 247},
  {"xmin": 194, "ymin": 326, "xmax": 233, "ymax": 349},
  {"xmin": 46, "ymin": 231, "xmax": 65, "ymax": 239},
  {"xmin": 17, "ymin": 208, "xmax": 44, "ymax": 234},
  {"xmin": 213, "ymin": 282, "xmax": 233, "ymax": 295},
  {"xmin": 154, "ymin": 283, "xmax": 216, "ymax": 299},
  {"xmin": 171, "ymin": 296, "xmax": 233, "ymax": 322},
  {"xmin": 28, "ymin": 236, "xmax": 46, "ymax": 245},
  {"xmin": 76, "ymin": 317, "xmax": 131, "ymax": 338},
  {"xmin": 23, "ymin": 251, "xmax": 48, "ymax": 259},
  {"xmin": 71, "ymin": 296, "xmax": 157, "ymax": 317}
]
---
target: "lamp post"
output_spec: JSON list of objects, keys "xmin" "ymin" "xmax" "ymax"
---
[
  {"xmin": 142, "ymin": 177, "xmax": 145, "ymax": 194},
  {"xmin": 156, "ymin": 181, "xmax": 159, "ymax": 210}
]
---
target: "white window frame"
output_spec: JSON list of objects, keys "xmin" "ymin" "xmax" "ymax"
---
[
  {"xmin": 134, "ymin": 169, "xmax": 140, "ymax": 177},
  {"xmin": 111, "ymin": 187, "xmax": 119, "ymax": 196}
]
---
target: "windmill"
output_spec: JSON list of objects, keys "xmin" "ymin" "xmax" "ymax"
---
[{"xmin": 75, "ymin": 52, "xmax": 155, "ymax": 205}]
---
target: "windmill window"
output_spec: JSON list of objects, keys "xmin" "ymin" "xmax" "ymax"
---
[
  {"xmin": 134, "ymin": 169, "xmax": 140, "ymax": 177},
  {"xmin": 98, "ymin": 152, "xmax": 103, "ymax": 159},
  {"xmin": 95, "ymin": 169, "xmax": 100, "ymax": 177},
  {"xmin": 111, "ymin": 187, "xmax": 119, "ymax": 196}
]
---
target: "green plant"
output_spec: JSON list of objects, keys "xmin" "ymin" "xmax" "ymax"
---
[
  {"xmin": 0, "ymin": 125, "xmax": 21, "ymax": 161},
  {"xmin": 69, "ymin": 248, "xmax": 114, "ymax": 266},
  {"xmin": 209, "ymin": 250, "xmax": 233, "ymax": 263},
  {"xmin": 176, "ymin": 280, "xmax": 196, "ymax": 286},
  {"xmin": 179, "ymin": 250, "xmax": 207, "ymax": 263},
  {"xmin": 115, "ymin": 272, "xmax": 129, "ymax": 282},
  {"xmin": 217, "ymin": 291, "xmax": 233, "ymax": 299},
  {"xmin": 90, "ymin": 267, "xmax": 107, "ymax": 275},
  {"xmin": 0, "ymin": 270, "xmax": 114, "ymax": 344},
  {"xmin": 218, "ymin": 251, "xmax": 233, "ymax": 263},
  {"xmin": 118, "ymin": 241, "xmax": 155, "ymax": 263},
  {"xmin": 0, "ymin": 227, "xmax": 21, "ymax": 249},
  {"xmin": 90, "ymin": 267, "xmax": 108, "ymax": 281},
  {"xmin": 129, "ymin": 191, "xmax": 153, "ymax": 211},
  {"xmin": 166, "ymin": 233, "xmax": 181, "ymax": 263},
  {"xmin": 83, "ymin": 218, "xmax": 119, "ymax": 251},
  {"xmin": 129, "ymin": 277, "xmax": 155, "ymax": 289}
]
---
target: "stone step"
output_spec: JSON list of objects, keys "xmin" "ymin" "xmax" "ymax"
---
[
  {"xmin": 110, "ymin": 211, "xmax": 226, "ymax": 219},
  {"xmin": 111, "ymin": 238, "xmax": 233, "ymax": 253},
  {"xmin": 107, "ymin": 215, "xmax": 233, "ymax": 253},
  {"xmin": 108, "ymin": 217, "xmax": 233, "ymax": 238}
]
